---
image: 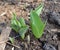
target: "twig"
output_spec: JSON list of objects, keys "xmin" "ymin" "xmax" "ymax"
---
[
  {"xmin": 51, "ymin": 29, "xmax": 60, "ymax": 32},
  {"xmin": 0, "ymin": 12, "xmax": 6, "ymax": 17},
  {"xmin": 6, "ymin": 42, "xmax": 20, "ymax": 49}
]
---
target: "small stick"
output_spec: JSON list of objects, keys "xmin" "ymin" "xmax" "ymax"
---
[
  {"xmin": 6, "ymin": 42, "xmax": 20, "ymax": 49},
  {"xmin": 0, "ymin": 12, "xmax": 6, "ymax": 17},
  {"xmin": 51, "ymin": 29, "xmax": 60, "ymax": 32}
]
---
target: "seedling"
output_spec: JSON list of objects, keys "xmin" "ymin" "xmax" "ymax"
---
[
  {"xmin": 30, "ymin": 3, "xmax": 46, "ymax": 38},
  {"xmin": 11, "ymin": 3, "xmax": 46, "ymax": 40},
  {"xmin": 9, "ymin": 37, "xmax": 15, "ymax": 44},
  {"xmin": 11, "ymin": 13, "xmax": 29, "ymax": 39}
]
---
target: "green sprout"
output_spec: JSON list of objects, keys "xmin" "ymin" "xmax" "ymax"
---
[
  {"xmin": 9, "ymin": 37, "xmax": 15, "ymax": 44},
  {"xmin": 30, "ymin": 3, "xmax": 46, "ymax": 38},
  {"xmin": 11, "ymin": 13, "xmax": 29, "ymax": 39},
  {"xmin": 11, "ymin": 3, "xmax": 46, "ymax": 40}
]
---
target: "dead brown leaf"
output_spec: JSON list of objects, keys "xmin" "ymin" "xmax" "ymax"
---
[{"xmin": 0, "ymin": 27, "xmax": 11, "ymax": 50}]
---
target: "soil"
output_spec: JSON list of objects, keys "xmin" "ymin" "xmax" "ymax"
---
[{"xmin": 0, "ymin": 0, "xmax": 60, "ymax": 50}]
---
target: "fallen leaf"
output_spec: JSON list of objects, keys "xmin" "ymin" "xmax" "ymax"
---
[{"xmin": 0, "ymin": 27, "xmax": 11, "ymax": 50}]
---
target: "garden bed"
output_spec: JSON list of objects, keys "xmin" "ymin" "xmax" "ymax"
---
[{"xmin": 0, "ymin": 0, "xmax": 60, "ymax": 50}]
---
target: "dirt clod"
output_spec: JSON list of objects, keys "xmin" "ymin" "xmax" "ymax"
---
[
  {"xmin": 47, "ymin": 12, "xmax": 60, "ymax": 26},
  {"xmin": 43, "ymin": 43, "xmax": 56, "ymax": 50}
]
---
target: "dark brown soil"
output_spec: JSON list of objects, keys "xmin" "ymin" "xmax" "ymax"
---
[{"xmin": 0, "ymin": 0, "xmax": 60, "ymax": 50}]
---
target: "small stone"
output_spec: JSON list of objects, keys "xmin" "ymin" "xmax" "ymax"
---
[
  {"xmin": 27, "ymin": 35, "xmax": 30, "ymax": 44},
  {"xmin": 12, "ymin": 47, "xmax": 14, "ymax": 50},
  {"xmin": 43, "ymin": 43, "xmax": 56, "ymax": 50}
]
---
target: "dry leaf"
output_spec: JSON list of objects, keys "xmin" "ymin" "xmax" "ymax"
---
[{"xmin": 0, "ymin": 27, "xmax": 11, "ymax": 50}]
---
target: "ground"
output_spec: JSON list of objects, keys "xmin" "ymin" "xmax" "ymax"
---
[{"xmin": 0, "ymin": 0, "xmax": 60, "ymax": 50}]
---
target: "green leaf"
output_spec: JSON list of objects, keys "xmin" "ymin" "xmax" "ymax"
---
[
  {"xmin": 30, "ymin": 11, "xmax": 46, "ymax": 38},
  {"xmin": 11, "ymin": 12, "xmax": 16, "ymax": 21},
  {"xmin": 11, "ymin": 13, "xmax": 29, "ymax": 39},
  {"xmin": 11, "ymin": 25, "xmax": 20, "ymax": 32},
  {"xmin": 9, "ymin": 37, "xmax": 14, "ymax": 44},
  {"xmin": 34, "ymin": 3, "xmax": 44, "ymax": 16},
  {"xmin": 19, "ymin": 17, "xmax": 26, "ymax": 26},
  {"xmin": 11, "ymin": 13, "xmax": 21, "ymax": 32},
  {"xmin": 11, "ymin": 13, "xmax": 17, "ymax": 26},
  {"xmin": 19, "ymin": 26, "xmax": 29, "ymax": 39},
  {"xmin": 11, "ymin": 13, "xmax": 21, "ymax": 27}
]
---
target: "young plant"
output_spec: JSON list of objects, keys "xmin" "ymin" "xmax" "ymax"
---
[
  {"xmin": 11, "ymin": 13, "xmax": 29, "ymax": 39},
  {"xmin": 11, "ymin": 3, "xmax": 46, "ymax": 40},
  {"xmin": 30, "ymin": 3, "xmax": 46, "ymax": 38},
  {"xmin": 9, "ymin": 37, "xmax": 15, "ymax": 44}
]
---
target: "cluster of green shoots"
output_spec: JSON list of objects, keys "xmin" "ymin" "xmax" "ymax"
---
[{"xmin": 10, "ymin": 3, "xmax": 46, "ymax": 43}]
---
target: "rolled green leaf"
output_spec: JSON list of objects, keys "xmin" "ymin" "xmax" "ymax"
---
[
  {"xmin": 34, "ymin": 3, "xmax": 44, "ymax": 16},
  {"xmin": 19, "ymin": 26, "xmax": 29, "ymax": 39},
  {"xmin": 9, "ymin": 37, "xmax": 14, "ymax": 44},
  {"xmin": 19, "ymin": 17, "xmax": 26, "ymax": 27},
  {"xmin": 30, "ymin": 11, "xmax": 46, "ymax": 38}
]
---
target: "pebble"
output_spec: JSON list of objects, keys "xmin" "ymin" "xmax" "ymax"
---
[
  {"xmin": 43, "ymin": 43, "xmax": 56, "ymax": 50},
  {"xmin": 47, "ymin": 12, "xmax": 60, "ymax": 26},
  {"xmin": 53, "ymin": 34, "xmax": 57, "ymax": 40}
]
